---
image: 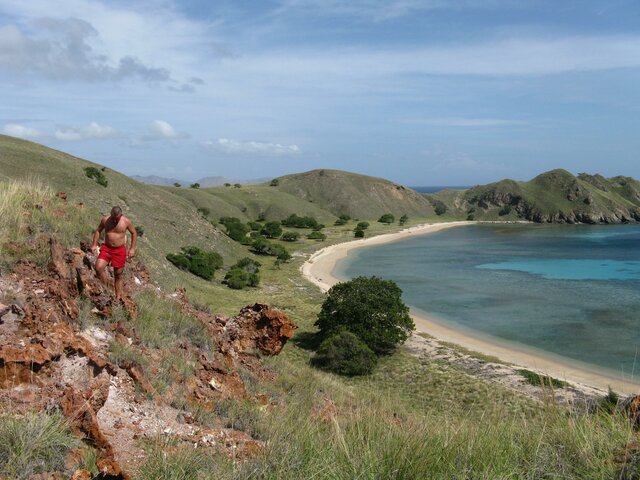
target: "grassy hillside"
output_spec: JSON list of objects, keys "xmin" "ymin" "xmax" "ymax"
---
[
  {"xmin": 2, "ymin": 139, "xmax": 639, "ymax": 478},
  {"xmin": 170, "ymin": 183, "xmax": 336, "ymax": 224},
  {"xmin": 275, "ymin": 169, "xmax": 435, "ymax": 219},
  {"xmin": 430, "ymin": 168, "xmax": 640, "ymax": 223},
  {"xmin": 0, "ymin": 135, "xmax": 247, "ymax": 271}
]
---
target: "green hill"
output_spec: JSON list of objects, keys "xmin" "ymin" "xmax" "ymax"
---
[
  {"xmin": 430, "ymin": 168, "xmax": 640, "ymax": 223},
  {"xmin": 274, "ymin": 169, "xmax": 435, "ymax": 219},
  {"xmin": 0, "ymin": 134, "xmax": 245, "ymax": 270}
]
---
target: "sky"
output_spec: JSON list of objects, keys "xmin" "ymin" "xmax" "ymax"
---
[{"xmin": 1, "ymin": 0, "xmax": 640, "ymax": 185}]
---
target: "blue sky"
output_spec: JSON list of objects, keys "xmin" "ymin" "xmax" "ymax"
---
[{"xmin": 1, "ymin": 0, "xmax": 639, "ymax": 185}]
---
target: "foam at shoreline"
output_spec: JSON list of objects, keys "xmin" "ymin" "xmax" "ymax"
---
[{"xmin": 301, "ymin": 221, "xmax": 640, "ymax": 395}]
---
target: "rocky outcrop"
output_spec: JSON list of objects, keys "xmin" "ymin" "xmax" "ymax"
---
[{"xmin": 0, "ymin": 237, "xmax": 295, "ymax": 477}]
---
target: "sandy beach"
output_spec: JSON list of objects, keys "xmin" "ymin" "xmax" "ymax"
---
[{"xmin": 301, "ymin": 221, "xmax": 640, "ymax": 397}]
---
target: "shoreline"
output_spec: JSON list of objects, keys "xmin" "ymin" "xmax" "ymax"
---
[{"xmin": 301, "ymin": 221, "xmax": 640, "ymax": 396}]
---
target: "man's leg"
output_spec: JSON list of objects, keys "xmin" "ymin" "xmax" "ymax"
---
[
  {"xmin": 95, "ymin": 258, "xmax": 109, "ymax": 287},
  {"xmin": 114, "ymin": 267, "xmax": 124, "ymax": 300}
]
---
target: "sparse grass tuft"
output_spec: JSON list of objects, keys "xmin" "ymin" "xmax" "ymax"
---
[
  {"xmin": 518, "ymin": 368, "xmax": 569, "ymax": 389},
  {"xmin": 137, "ymin": 439, "xmax": 217, "ymax": 480},
  {"xmin": 132, "ymin": 290, "xmax": 213, "ymax": 350},
  {"xmin": 0, "ymin": 412, "xmax": 79, "ymax": 480}
]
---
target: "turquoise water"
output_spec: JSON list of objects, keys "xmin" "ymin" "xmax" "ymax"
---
[{"xmin": 338, "ymin": 224, "xmax": 640, "ymax": 377}]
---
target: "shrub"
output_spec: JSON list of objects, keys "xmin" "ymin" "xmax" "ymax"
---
[
  {"xmin": 499, "ymin": 205, "xmax": 512, "ymax": 216},
  {"xmin": 261, "ymin": 221, "xmax": 283, "ymax": 239},
  {"xmin": 356, "ymin": 221, "xmax": 370, "ymax": 230},
  {"xmin": 311, "ymin": 330, "xmax": 377, "ymax": 376},
  {"xmin": 434, "ymin": 201, "xmax": 447, "ymax": 216},
  {"xmin": 197, "ymin": 207, "xmax": 210, "ymax": 218},
  {"xmin": 166, "ymin": 246, "xmax": 223, "ymax": 280},
  {"xmin": 270, "ymin": 178, "xmax": 280, "ymax": 186},
  {"xmin": 281, "ymin": 214, "xmax": 319, "ymax": 229},
  {"xmin": 334, "ymin": 218, "xmax": 348, "ymax": 226},
  {"xmin": 83, "ymin": 166, "xmax": 108, "ymax": 187},
  {"xmin": 307, "ymin": 231, "xmax": 326, "ymax": 241},
  {"xmin": 247, "ymin": 221, "xmax": 262, "ymax": 231},
  {"xmin": 0, "ymin": 412, "xmax": 79, "ymax": 479},
  {"xmin": 399, "ymin": 214, "xmax": 408, "ymax": 225},
  {"xmin": 224, "ymin": 257, "xmax": 261, "ymax": 289},
  {"xmin": 234, "ymin": 183, "xmax": 241, "ymax": 188},
  {"xmin": 354, "ymin": 228, "xmax": 365, "ymax": 238},
  {"xmin": 257, "ymin": 212, "xmax": 267, "ymax": 222},
  {"xmin": 135, "ymin": 225, "xmax": 144, "ymax": 237},
  {"xmin": 226, "ymin": 221, "xmax": 249, "ymax": 242},
  {"xmin": 281, "ymin": 231, "xmax": 300, "ymax": 242},
  {"xmin": 173, "ymin": 182, "xmax": 181, "ymax": 187},
  {"xmin": 190, "ymin": 182, "xmax": 200, "ymax": 189},
  {"xmin": 378, "ymin": 213, "xmax": 395, "ymax": 224},
  {"xmin": 315, "ymin": 276, "xmax": 415, "ymax": 355}
]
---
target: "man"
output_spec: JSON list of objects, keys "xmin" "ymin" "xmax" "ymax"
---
[{"xmin": 90, "ymin": 206, "xmax": 137, "ymax": 301}]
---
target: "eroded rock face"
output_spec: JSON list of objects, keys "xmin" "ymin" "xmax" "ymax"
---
[{"xmin": 0, "ymin": 236, "xmax": 295, "ymax": 477}]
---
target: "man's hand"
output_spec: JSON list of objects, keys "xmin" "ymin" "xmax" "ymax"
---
[{"xmin": 128, "ymin": 248, "xmax": 136, "ymax": 259}]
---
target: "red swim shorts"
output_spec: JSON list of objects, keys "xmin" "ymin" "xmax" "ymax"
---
[{"xmin": 98, "ymin": 244, "xmax": 127, "ymax": 269}]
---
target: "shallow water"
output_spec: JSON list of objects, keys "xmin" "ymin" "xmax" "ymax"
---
[{"xmin": 338, "ymin": 224, "xmax": 640, "ymax": 377}]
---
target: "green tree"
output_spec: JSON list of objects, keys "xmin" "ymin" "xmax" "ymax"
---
[
  {"xmin": 399, "ymin": 214, "xmax": 408, "ymax": 225},
  {"xmin": 356, "ymin": 221, "xmax": 370, "ymax": 230},
  {"xmin": 226, "ymin": 222, "xmax": 249, "ymax": 242},
  {"xmin": 190, "ymin": 182, "xmax": 200, "ymax": 189},
  {"xmin": 354, "ymin": 228, "xmax": 365, "ymax": 238},
  {"xmin": 311, "ymin": 330, "xmax": 377, "ymax": 376},
  {"xmin": 315, "ymin": 276, "xmax": 414, "ymax": 355},
  {"xmin": 173, "ymin": 182, "xmax": 181, "ymax": 188},
  {"xmin": 270, "ymin": 178, "xmax": 280, "ymax": 186},
  {"xmin": 307, "ymin": 231, "xmax": 326, "ymax": 241},
  {"xmin": 433, "ymin": 200, "xmax": 447, "ymax": 216},
  {"xmin": 261, "ymin": 221, "xmax": 283, "ymax": 239},
  {"xmin": 378, "ymin": 213, "xmax": 395, "ymax": 224},
  {"xmin": 166, "ymin": 246, "xmax": 223, "ymax": 280},
  {"xmin": 281, "ymin": 231, "xmax": 300, "ymax": 242}
]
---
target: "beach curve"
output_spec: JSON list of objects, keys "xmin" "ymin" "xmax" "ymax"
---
[{"xmin": 301, "ymin": 221, "xmax": 640, "ymax": 396}]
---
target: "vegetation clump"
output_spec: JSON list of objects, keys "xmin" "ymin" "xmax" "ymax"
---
[
  {"xmin": 517, "ymin": 369, "xmax": 568, "ymax": 389},
  {"xmin": 190, "ymin": 182, "xmax": 200, "ymax": 189},
  {"xmin": 307, "ymin": 231, "xmax": 326, "ymax": 241},
  {"xmin": 250, "ymin": 238, "xmax": 291, "ymax": 262},
  {"xmin": 166, "ymin": 246, "xmax": 223, "ymax": 280},
  {"xmin": 261, "ymin": 221, "xmax": 283, "ymax": 239},
  {"xmin": 220, "ymin": 217, "xmax": 250, "ymax": 242},
  {"xmin": 83, "ymin": 166, "xmax": 108, "ymax": 187},
  {"xmin": 281, "ymin": 231, "xmax": 300, "ymax": 242},
  {"xmin": 224, "ymin": 257, "xmax": 261, "ymax": 289},
  {"xmin": 311, "ymin": 330, "xmax": 377, "ymax": 376},
  {"xmin": 432, "ymin": 200, "xmax": 447, "ymax": 215},
  {"xmin": 354, "ymin": 228, "xmax": 365, "ymax": 238},
  {"xmin": 378, "ymin": 213, "xmax": 395, "ymax": 224},
  {"xmin": 399, "ymin": 214, "xmax": 408, "ymax": 225},
  {"xmin": 281, "ymin": 214, "xmax": 320, "ymax": 229},
  {"xmin": 270, "ymin": 178, "xmax": 280, "ymax": 186},
  {"xmin": 356, "ymin": 221, "xmax": 370, "ymax": 230},
  {"xmin": 0, "ymin": 412, "xmax": 79, "ymax": 479},
  {"xmin": 315, "ymin": 276, "xmax": 415, "ymax": 355}
]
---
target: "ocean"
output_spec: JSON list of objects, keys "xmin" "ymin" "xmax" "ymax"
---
[{"xmin": 337, "ymin": 223, "xmax": 640, "ymax": 378}]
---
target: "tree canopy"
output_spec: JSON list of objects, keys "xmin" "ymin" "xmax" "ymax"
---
[{"xmin": 315, "ymin": 276, "xmax": 414, "ymax": 355}]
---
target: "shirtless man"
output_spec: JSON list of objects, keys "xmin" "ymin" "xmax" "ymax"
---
[{"xmin": 90, "ymin": 206, "xmax": 137, "ymax": 300}]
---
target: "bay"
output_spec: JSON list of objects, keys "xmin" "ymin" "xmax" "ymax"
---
[{"xmin": 337, "ymin": 224, "xmax": 640, "ymax": 377}]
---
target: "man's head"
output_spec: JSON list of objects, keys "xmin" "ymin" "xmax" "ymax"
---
[{"xmin": 110, "ymin": 206, "xmax": 122, "ymax": 219}]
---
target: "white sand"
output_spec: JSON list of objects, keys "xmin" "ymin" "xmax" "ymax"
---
[{"xmin": 301, "ymin": 221, "xmax": 640, "ymax": 396}]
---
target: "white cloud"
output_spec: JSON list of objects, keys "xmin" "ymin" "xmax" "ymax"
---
[
  {"xmin": 2, "ymin": 123, "xmax": 41, "ymax": 138},
  {"xmin": 147, "ymin": 120, "xmax": 186, "ymax": 140},
  {"xmin": 54, "ymin": 121, "xmax": 117, "ymax": 141},
  {"xmin": 209, "ymin": 138, "xmax": 301, "ymax": 155},
  {"xmin": 0, "ymin": 19, "xmax": 171, "ymax": 83}
]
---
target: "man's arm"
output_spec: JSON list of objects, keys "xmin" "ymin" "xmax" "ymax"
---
[
  {"xmin": 90, "ymin": 217, "xmax": 106, "ymax": 253},
  {"xmin": 126, "ymin": 220, "xmax": 138, "ymax": 258}
]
